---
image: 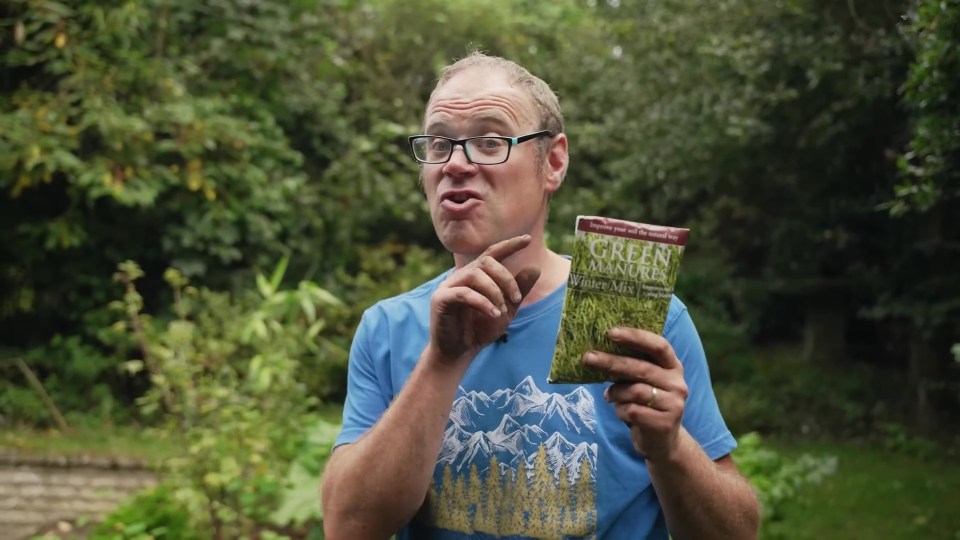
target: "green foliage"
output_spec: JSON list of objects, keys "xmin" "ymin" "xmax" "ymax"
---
[
  {"xmin": 272, "ymin": 419, "xmax": 341, "ymax": 531},
  {"xmin": 333, "ymin": 242, "xmax": 450, "ymax": 314},
  {"xmin": 90, "ymin": 483, "xmax": 199, "ymax": 540},
  {"xmin": 0, "ymin": 0, "xmax": 344, "ymax": 423},
  {"xmin": 672, "ymin": 252, "xmax": 754, "ymax": 381},
  {"xmin": 734, "ymin": 432, "xmax": 837, "ymax": 526},
  {"xmin": 714, "ymin": 346, "xmax": 900, "ymax": 438},
  {"xmin": 869, "ymin": 0, "xmax": 960, "ymax": 365},
  {"xmin": 0, "ymin": 0, "xmax": 319, "ymax": 313},
  {"xmin": 893, "ymin": 0, "xmax": 960, "ymax": 214},
  {"xmin": 306, "ymin": 242, "xmax": 448, "ymax": 401},
  {"xmin": 108, "ymin": 260, "xmax": 343, "ymax": 537},
  {"xmin": 0, "ymin": 385, "xmax": 47, "ymax": 426},
  {"xmin": 878, "ymin": 422, "xmax": 939, "ymax": 460},
  {"xmin": 1, "ymin": 335, "xmax": 121, "ymax": 426},
  {"xmin": 2, "ymin": 0, "xmax": 958, "ymax": 434}
]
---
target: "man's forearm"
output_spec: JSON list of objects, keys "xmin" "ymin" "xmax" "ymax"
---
[
  {"xmin": 646, "ymin": 430, "xmax": 760, "ymax": 540},
  {"xmin": 322, "ymin": 346, "xmax": 469, "ymax": 539}
]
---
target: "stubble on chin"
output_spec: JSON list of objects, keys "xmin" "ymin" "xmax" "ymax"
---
[{"xmin": 436, "ymin": 221, "xmax": 490, "ymax": 261}]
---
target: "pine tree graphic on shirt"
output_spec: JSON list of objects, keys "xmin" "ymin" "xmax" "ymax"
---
[{"xmin": 423, "ymin": 376, "xmax": 598, "ymax": 538}]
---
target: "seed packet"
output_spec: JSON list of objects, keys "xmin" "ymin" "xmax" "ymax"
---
[{"xmin": 549, "ymin": 216, "xmax": 689, "ymax": 383}]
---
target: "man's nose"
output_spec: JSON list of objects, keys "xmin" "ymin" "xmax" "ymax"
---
[{"xmin": 442, "ymin": 145, "xmax": 477, "ymax": 175}]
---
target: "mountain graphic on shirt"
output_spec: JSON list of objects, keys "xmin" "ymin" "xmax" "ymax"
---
[
  {"xmin": 425, "ymin": 377, "xmax": 599, "ymax": 538},
  {"xmin": 440, "ymin": 376, "xmax": 598, "ymax": 476}
]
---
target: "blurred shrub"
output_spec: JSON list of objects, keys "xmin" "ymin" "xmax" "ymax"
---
[
  {"xmin": 673, "ymin": 249, "xmax": 754, "ymax": 382},
  {"xmin": 715, "ymin": 346, "xmax": 900, "ymax": 439},
  {"xmin": 878, "ymin": 422, "xmax": 939, "ymax": 460},
  {"xmin": 90, "ymin": 483, "xmax": 198, "ymax": 540},
  {"xmin": 91, "ymin": 420, "xmax": 339, "ymax": 540},
  {"xmin": 1, "ymin": 334, "xmax": 125, "ymax": 427},
  {"xmin": 313, "ymin": 242, "xmax": 448, "ymax": 402},
  {"xmin": 107, "ymin": 260, "xmax": 342, "ymax": 538},
  {"xmin": 734, "ymin": 432, "xmax": 837, "ymax": 530},
  {"xmin": 334, "ymin": 242, "xmax": 449, "ymax": 313},
  {"xmin": 0, "ymin": 384, "xmax": 46, "ymax": 427},
  {"xmin": 270, "ymin": 419, "xmax": 342, "ymax": 537}
]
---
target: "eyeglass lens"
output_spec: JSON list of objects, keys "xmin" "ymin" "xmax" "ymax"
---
[{"xmin": 412, "ymin": 137, "xmax": 510, "ymax": 164}]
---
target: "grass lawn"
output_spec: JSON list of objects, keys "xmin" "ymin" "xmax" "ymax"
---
[
  {"xmin": 0, "ymin": 424, "xmax": 173, "ymax": 465},
  {"xmin": 764, "ymin": 438, "xmax": 960, "ymax": 540},
  {"xmin": 0, "ymin": 403, "xmax": 345, "ymax": 464}
]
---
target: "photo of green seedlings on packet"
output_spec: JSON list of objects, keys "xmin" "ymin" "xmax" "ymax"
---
[{"xmin": 549, "ymin": 216, "xmax": 688, "ymax": 384}]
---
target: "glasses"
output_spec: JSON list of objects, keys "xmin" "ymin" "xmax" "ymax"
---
[{"xmin": 408, "ymin": 130, "xmax": 552, "ymax": 165}]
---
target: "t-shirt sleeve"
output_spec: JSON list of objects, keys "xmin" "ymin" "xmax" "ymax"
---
[
  {"xmin": 335, "ymin": 307, "xmax": 392, "ymax": 448},
  {"xmin": 664, "ymin": 300, "xmax": 737, "ymax": 460}
]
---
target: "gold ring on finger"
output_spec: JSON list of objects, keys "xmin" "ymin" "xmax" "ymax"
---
[{"xmin": 645, "ymin": 386, "xmax": 659, "ymax": 408}]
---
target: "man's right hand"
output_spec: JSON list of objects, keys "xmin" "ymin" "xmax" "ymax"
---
[{"xmin": 429, "ymin": 235, "xmax": 541, "ymax": 363}]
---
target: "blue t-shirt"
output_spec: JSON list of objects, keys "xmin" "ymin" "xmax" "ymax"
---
[{"xmin": 335, "ymin": 270, "xmax": 736, "ymax": 539}]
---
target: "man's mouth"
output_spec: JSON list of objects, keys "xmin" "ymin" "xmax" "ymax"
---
[
  {"xmin": 439, "ymin": 190, "xmax": 483, "ymax": 213},
  {"xmin": 441, "ymin": 190, "xmax": 481, "ymax": 204}
]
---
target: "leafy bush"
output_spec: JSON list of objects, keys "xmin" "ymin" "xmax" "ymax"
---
[
  {"xmin": 714, "ymin": 346, "xmax": 900, "ymax": 439},
  {"xmin": 271, "ymin": 419, "xmax": 342, "ymax": 535},
  {"xmin": 108, "ymin": 260, "xmax": 343, "ymax": 538},
  {"xmin": 90, "ymin": 420, "xmax": 340, "ymax": 540},
  {"xmin": 315, "ymin": 242, "xmax": 448, "ymax": 402},
  {"xmin": 734, "ymin": 432, "xmax": 837, "ymax": 528},
  {"xmin": 1, "ymin": 334, "xmax": 125, "ymax": 427},
  {"xmin": 90, "ymin": 483, "xmax": 198, "ymax": 540},
  {"xmin": 0, "ymin": 0, "xmax": 336, "ymax": 427},
  {"xmin": 878, "ymin": 422, "xmax": 939, "ymax": 460}
]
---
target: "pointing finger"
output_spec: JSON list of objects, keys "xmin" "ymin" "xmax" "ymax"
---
[{"xmin": 483, "ymin": 235, "xmax": 533, "ymax": 263}]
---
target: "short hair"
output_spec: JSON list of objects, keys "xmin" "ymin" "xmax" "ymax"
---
[{"xmin": 428, "ymin": 51, "xmax": 565, "ymax": 136}]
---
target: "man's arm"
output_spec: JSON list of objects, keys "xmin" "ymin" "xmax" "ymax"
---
[
  {"xmin": 584, "ymin": 327, "xmax": 760, "ymax": 539},
  {"xmin": 647, "ymin": 434, "xmax": 759, "ymax": 539},
  {"xmin": 322, "ymin": 236, "xmax": 540, "ymax": 540},
  {"xmin": 322, "ymin": 346, "xmax": 469, "ymax": 539}
]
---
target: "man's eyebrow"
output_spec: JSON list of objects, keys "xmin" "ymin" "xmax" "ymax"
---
[{"xmin": 423, "ymin": 121, "xmax": 451, "ymax": 135}]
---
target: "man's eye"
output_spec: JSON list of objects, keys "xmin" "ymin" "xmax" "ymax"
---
[
  {"xmin": 430, "ymin": 140, "xmax": 451, "ymax": 152},
  {"xmin": 477, "ymin": 138, "xmax": 505, "ymax": 150}
]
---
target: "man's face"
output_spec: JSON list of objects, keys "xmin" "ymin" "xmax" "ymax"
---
[{"xmin": 421, "ymin": 68, "xmax": 565, "ymax": 260}]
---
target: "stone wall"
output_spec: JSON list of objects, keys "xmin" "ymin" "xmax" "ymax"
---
[{"xmin": 0, "ymin": 452, "xmax": 157, "ymax": 540}]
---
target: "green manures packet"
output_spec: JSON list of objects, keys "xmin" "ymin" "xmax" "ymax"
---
[{"xmin": 549, "ymin": 216, "xmax": 689, "ymax": 384}]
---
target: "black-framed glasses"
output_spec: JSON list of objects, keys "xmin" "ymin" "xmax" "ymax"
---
[{"xmin": 408, "ymin": 130, "xmax": 552, "ymax": 165}]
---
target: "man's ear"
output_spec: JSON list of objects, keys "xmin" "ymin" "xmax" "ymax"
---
[{"xmin": 544, "ymin": 133, "xmax": 569, "ymax": 194}]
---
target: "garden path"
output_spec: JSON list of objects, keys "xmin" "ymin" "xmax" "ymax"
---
[{"xmin": 0, "ymin": 451, "xmax": 156, "ymax": 540}]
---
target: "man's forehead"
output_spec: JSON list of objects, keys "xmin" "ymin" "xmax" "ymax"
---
[
  {"xmin": 425, "ymin": 109, "xmax": 516, "ymax": 132},
  {"xmin": 425, "ymin": 68, "xmax": 537, "ymax": 130},
  {"xmin": 433, "ymin": 67, "xmax": 514, "ymax": 96}
]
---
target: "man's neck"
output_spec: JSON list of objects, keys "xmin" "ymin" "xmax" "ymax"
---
[{"xmin": 519, "ymin": 248, "xmax": 570, "ymax": 307}]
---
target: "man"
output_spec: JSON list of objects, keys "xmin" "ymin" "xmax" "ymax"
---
[{"xmin": 322, "ymin": 52, "xmax": 760, "ymax": 539}]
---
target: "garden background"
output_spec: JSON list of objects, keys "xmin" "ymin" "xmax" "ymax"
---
[{"xmin": 1, "ymin": 0, "xmax": 958, "ymax": 538}]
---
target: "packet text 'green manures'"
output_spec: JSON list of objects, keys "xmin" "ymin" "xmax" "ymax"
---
[{"xmin": 549, "ymin": 216, "xmax": 689, "ymax": 383}]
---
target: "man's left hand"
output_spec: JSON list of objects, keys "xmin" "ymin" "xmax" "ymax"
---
[{"xmin": 582, "ymin": 327, "xmax": 689, "ymax": 462}]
